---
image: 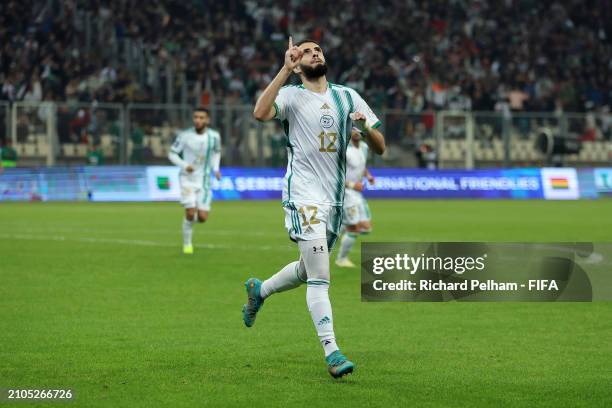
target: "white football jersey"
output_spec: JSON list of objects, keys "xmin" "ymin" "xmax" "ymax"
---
[
  {"xmin": 168, "ymin": 127, "xmax": 221, "ymax": 186},
  {"xmin": 344, "ymin": 140, "xmax": 369, "ymax": 205},
  {"xmin": 275, "ymin": 83, "xmax": 379, "ymax": 207},
  {"xmin": 345, "ymin": 141, "xmax": 368, "ymax": 185}
]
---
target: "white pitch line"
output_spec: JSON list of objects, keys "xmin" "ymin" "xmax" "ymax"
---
[
  {"xmin": 0, "ymin": 224, "xmax": 270, "ymax": 237},
  {"xmin": 0, "ymin": 233, "xmax": 295, "ymax": 252}
]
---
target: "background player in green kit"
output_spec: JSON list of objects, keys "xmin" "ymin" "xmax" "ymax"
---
[
  {"xmin": 243, "ymin": 37, "xmax": 386, "ymax": 378},
  {"xmin": 168, "ymin": 107, "xmax": 222, "ymax": 255}
]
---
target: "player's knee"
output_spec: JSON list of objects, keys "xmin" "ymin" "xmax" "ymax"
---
[
  {"xmin": 298, "ymin": 239, "xmax": 331, "ymax": 281},
  {"xmin": 359, "ymin": 221, "xmax": 372, "ymax": 233},
  {"xmin": 197, "ymin": 211, "xmax": 208, "ymax": 223},
  {"xmin": 345, "ymin": 224, "xmax": 359, "ymax": 233},
  {"xmin": 308, "ymin": 266, "xmax": 330, "ymax": 281},
  {"xmin": 185, "ymin": 208, "xmax": 196, "ymax": 221}
]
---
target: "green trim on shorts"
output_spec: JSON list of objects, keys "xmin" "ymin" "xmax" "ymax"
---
[
  {"xmin": 293, "ymin": 206, "xmax": 302, "ymax": 235},
  {"xmin": 327, "ymin": 231, "xmax": 339, "ymax": 251},
  {"xmin": 290, "ymin": 206, "xmax": 297, "ymax": 235},
  {"xmin": 336, "ymin": 206, "xmax": 344, "ymax": 236},
  {"xmin": 287, "ymin": 202, "xmax": 301, "ymax": 235}
]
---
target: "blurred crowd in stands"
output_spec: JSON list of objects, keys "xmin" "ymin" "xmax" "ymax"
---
[{"xmin": 0, "ymin": 0, "xmax": 610, "ymax": 115}]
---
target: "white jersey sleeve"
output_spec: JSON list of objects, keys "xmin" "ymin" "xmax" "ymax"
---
[
  {"xmin": 274, "ymin": 86, "xmax": 297, "ymax": 121},
  {"xmin": 345, "ymin": 141, "xmax": 368, "ymax": 185},
  {"xmin": 168, "ymin": 132, "xmax": 188, "ymax": 169},
  {"xmin": 350, "ymin": 89, "xmax": 381, "ymax": 130}
]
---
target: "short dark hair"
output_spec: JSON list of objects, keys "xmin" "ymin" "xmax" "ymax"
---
[
  {"xmin": 194, "ymin": 106, "xmax": 209, "ymax": 114},
  {"xmin": 295, "ymin": 39, "xmax": 322, "ymax": 49}
]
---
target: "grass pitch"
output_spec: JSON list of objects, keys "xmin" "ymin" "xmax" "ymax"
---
[{"xmin": 1, "ymin": 200, "xmax": 611, "ymax": 407}]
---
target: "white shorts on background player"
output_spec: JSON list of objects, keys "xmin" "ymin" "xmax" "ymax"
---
[
  {"xmin": 180, "ymin": 175, "xmax": 213, "ymax": 210},
  {"xmin": 342, "ymin": 190, "xmax": 371, "ymax": 225}
]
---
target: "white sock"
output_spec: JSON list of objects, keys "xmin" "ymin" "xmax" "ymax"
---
[
  {"xmin": 307, "ymin": 279, "xmax": 338, "ymax": 356},
  {"xmin": 337, "ymin": 232, "xmax": 357, "ymax": 260},
  {"xmin": 260, "ymin": 260, "xmax": 306, "ymax": 299},
  {"xmin": 182, "ymin": 217, "xmax": 194, "ymax": 246}
]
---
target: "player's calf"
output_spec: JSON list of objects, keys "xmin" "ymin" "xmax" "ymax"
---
[
  {"xmin": 182, "ymin": 207, "xmax": 197, "ymax": 253},
  {"xmin": 336, "ymin": 228, "xmax": 359, "ymax": 266},
  {"xmin": 243, "ymin": 260, "xmax": 307, "ymax": 327}
]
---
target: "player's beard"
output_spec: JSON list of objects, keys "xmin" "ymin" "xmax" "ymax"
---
[{"xmin": 301, "ymin": 62, "xmax": 328, "ymax": 80}]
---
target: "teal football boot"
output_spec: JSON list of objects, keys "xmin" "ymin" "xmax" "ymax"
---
[
  {"xmin": 242, "ymin": 278, "xmax": 264, "ymax": 327},
  {"xmin": 326, "ymin": 350, "xmax": 354, "ymax": 378}
]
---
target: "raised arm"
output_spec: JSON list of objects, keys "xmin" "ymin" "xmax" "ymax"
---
[{"xmin": 253, "ymin": 36, "xmax": 303, "ymax": 121}]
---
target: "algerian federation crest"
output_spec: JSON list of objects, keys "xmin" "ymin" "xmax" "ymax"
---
[{"xmin": 320, "ymin": 115, "xmax": 334, "ymax": 128}]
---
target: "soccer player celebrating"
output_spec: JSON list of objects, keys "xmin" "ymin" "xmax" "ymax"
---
[
  {"xmin": 335, "ymin": 128, "xmax": 375, "ymax": 268},
  {"xmin": 243, "ymin": 37, "xmax": 385, "ymax": 378},
  {"xmin": 168, "ymin": 107, "xmax": 221, "ymax": 254}
]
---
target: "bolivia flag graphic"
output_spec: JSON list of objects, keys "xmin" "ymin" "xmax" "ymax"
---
[{"xmin": 550, "ymin": 177, "xmax": 569, "ymax": 190}]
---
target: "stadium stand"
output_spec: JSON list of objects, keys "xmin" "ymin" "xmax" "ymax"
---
[{"xmin": 0, "ymin": 0, "xmax": 610, "ymax": 167}]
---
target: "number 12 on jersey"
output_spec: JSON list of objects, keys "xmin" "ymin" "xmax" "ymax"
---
[{"xmin": 318, "ymin": 131, "xmax": 337, "ymax": 153}]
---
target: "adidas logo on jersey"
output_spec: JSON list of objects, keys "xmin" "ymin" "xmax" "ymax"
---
[{"xmin": 320, "ymin": 103, "xmax": 331, "ymax": 110}]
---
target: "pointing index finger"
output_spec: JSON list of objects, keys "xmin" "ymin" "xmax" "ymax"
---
[{"xmin": 288, "ymin": 36, "xmax": 293, "ymax": 49}]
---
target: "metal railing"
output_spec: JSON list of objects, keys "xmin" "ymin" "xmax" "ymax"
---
[
  {"xmin": 3, "ymin": 102, "xmax": 611, "ymax": 168},
  {"xmin": 10, "ymin": 101, "xmax": 124, "ymax": 166},
  {"xmin": 380, "ymin": 110, "xmax": 611, "ymax": 168}
]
